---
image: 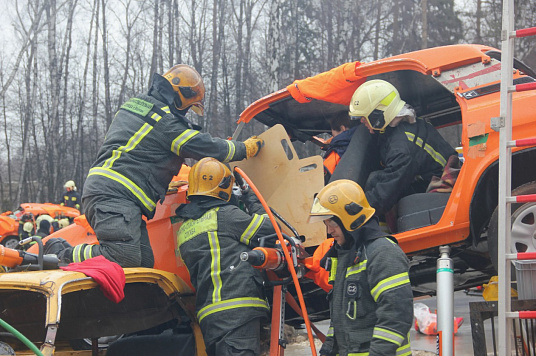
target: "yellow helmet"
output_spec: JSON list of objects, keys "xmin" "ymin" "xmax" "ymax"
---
[
  {"xmin": 187, "ymin": 158, "xmax": 234, "ymax": 202},
  {"xmin": 309, "ymin": 179, "xmax": 375, "ymax": 231},
  {"xmin": 348, "ymin": 79, "xmax": 405, "ymax": 131},
  {"xmin": 64, "ymin": 180, "xmax": 76, "ymax": 191},
  {"xmin": 163, "ymin": 64, "xmax": 205, "ymax": 116}
]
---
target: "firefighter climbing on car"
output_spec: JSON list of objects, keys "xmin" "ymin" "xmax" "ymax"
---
[{"xmin": 44, "ymin": 64, "xmax": 264, "ymax": 269}]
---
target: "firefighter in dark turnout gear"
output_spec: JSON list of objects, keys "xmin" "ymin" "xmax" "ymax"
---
[
  {"xmin": 60, "ymin": 180, "xmax": 82, "ymax": 210},
  {"xmin": 309, "ymin": 180, "xmax": 413, "ymax": 356},
  {"xmin": 349, "ymin": 80, "xmax": 457, "ymax": 215},
  {"xmin": 45, "ymin": 64, "xmax": 264, "ymax": 268},
  {"xmin": 176, "ymin": 158, "xmax": 275, "ymax": 356}
]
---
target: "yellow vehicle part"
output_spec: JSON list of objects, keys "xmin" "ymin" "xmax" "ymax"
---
[{"xmin": 0, "ymin": 268, "xmax": 199, "ymax": 356}]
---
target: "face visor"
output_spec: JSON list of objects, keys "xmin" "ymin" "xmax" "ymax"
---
[
  {"xmin": 308, "ymin": 197, "xmax": 334, "ymax": 224},
  {"xmin": 178, "ymin": 86, "xmax": 205, "ymax": 116}
]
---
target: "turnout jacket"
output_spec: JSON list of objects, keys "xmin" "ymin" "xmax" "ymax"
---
[
  {"xmin": 176, "ymin": 193, "xmax": 275, "ymax": 346},
  {"xmin": 365, "ymin": 118, "xmax": 457, "ymax": 215},
  {"xmin": 61, "ymin": 190, "xmax": 81, "ymax": 210},
  {"xmin": 320, "ymin": 217, "xmax": 413, "ymax": 356},
  {"xmin": 83, "ymin": 74, "xmax": 247, "ymax": 219}
]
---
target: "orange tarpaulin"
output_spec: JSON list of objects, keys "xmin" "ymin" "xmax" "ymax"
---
[{"xmin": 286, "ymin": 62, "xmax": 366, "ymax": 105}]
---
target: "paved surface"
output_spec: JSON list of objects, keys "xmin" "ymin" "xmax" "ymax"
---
[{"xmin": 283, "ymin": 290, "xmax": 495, "ymax": 355}]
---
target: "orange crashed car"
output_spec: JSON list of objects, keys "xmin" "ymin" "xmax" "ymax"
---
[
  {"xmin": 0, "ymin": 203, "xmax": 80, "ymax": 249},
  {"xmin": 1, "ymin": 44, "xmax": 536, "ymax": 355},
  {"xmin": 236, "ymin": 43, "xmax": 536, "ymax": 296}
]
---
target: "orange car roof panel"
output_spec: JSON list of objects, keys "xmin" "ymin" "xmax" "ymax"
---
[
  {"xmin": 238, "ymin": 44, "xmax": 495, "ymax": 125},
  {"xmin": 287, "ymin": 61, "xmax": 366, "ymax": 105}
]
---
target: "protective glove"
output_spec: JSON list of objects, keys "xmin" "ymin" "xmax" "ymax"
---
[
  {"xmin": 167, "ymin": 180, "xmax": 188, "ymax": 192},
  {"xmin": 244, "ymin": 136, "xmax": 264, "ymax": 158},
  {"xmin": 44, "ymin": 238, "xmax": 74, "ymax": 264}
]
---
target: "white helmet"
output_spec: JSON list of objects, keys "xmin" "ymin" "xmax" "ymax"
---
[
  {"xmin": 58, "ymin": 218, "xmax": 70, "ymax": 229},
  {"xmin": 36, "ymin": 214, "xmax": 54, "ymax": 226},
  {"xmin": 349, "ymin": 80, "xmax": 405, "ymax": 131},
  {"xmin": 23, "ymin": 221, "xmax": 34, "ymax": 233},
  {"xmin": 64, "ymin": 180, "xmax": 76, "ymax": 191}
]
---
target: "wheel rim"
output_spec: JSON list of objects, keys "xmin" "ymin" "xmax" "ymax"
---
[
  {"xmin": 3, "ymin": 238, "xmax": 19, "ymax": 249},
  {"xmin": 511, "ymin": 203, "xmax": 536, "ymax": 254}
]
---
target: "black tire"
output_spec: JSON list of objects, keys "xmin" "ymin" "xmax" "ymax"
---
[
  {"xmin": 1, "ymin": 236, "xmax": 19, "ymax": 249},
  {"xmin": 488, "ymin": 181, "xmax": 536, "ymax": 277}
]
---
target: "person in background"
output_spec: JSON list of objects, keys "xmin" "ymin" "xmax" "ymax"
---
[
  {"xmin": 323, "ymin": 112, "xmax": 360, "ymax": 185},
  {"xmin": 309, "ymin": 179, "xmax": 413, "ymax": 356},
  {"xmin": 18, "ymin": 213, "xmax": 34, "ymax": 242},
  {"xmin": 348, "ymin": 79, "xmax": 458, "ymax": 215},
  {"xmin": 60, "ymin": 180, "xmax": 82, "ymax": 211},
  {"xmin": 57, "ymin": 218, "xmax": 71, "ymax": 230},
  {"xmin": 45, "ymin": 64, "xmax": 264, "ymax": 268},
  {"xmin": 176, "ymin": 157, "xmax": 276, "ymax": 356},
  {"xmin": 36, "ymin": 220, "xmax": 51, "ymax": 238},
  {"xmin": 36, "ymin": 214, "xmax": 60, "ymax": 233},
  {"xmin": 20, "ymin": 221, "xmax": 34, "ymax": 241}
]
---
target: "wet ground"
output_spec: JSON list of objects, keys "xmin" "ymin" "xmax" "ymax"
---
[{"xmin": 282, "ymin": 290, "xmax": 495, "ymax": 355}]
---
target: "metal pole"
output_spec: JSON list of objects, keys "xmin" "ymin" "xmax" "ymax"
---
[
  {"xmin": 497, "ymin": 0, "xmax": 515, "ymax": 351},
  {"xmin": 437, "ymin": 245, "xmax": 454, "ymax": 356}
]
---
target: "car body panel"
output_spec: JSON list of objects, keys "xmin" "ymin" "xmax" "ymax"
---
[
  {"xmin": 1, "ymin": 203, "xmax": 80, "ymax": 247},
  {"xmin": 2, "ymin": 44, "xmax": 536, "ymax": 352},
  {"xmin": 236, "ymin": 44, "xmax": 536, "ymax": 259}
]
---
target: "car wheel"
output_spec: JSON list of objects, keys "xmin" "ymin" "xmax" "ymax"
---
[
  {"xmin": 69, "ymin": 335, "xmax": 124, "ymax": 350},
  {"xmin": 1, "ymin": 236, "xmax": 19, "ymax": 249},
  {"xmin": 488, "ymin": 181, "xmax": 536, "ymax": 276}
]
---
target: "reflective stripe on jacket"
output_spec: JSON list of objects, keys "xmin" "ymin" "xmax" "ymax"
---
[
  {"xmin": 176, "ymin": 195, "xmax": 276, "ymax": 346},
  {"xmin": 365, "ymin": 118, "xmax": 457, "ymax": 215},
  {"xmin": 321, "ymin": 218, "xmax": 413, "ymax": 356},
  {"xmin": 83, "ymin": 74, "xmax": 247, "ymax": 218}
]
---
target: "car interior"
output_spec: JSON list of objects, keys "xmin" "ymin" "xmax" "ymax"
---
[{"xmin": 252, "ymin": 69, "xmax": 464, "ymax": 234}]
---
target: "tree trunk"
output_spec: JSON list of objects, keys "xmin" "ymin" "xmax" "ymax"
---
[
  {"xmin": 44, "ymin": 0, "xmax": 61, "ymax": 204},
  {"xmin": 267, "ymin": 0, "xmax": 281, "ymax": 93},
  {"xmin": 101, "ymin": 0, "xmax": 112, "ymax": 128},
  {"xmin": 92, "ymin": 0, "xmax": 101, "ymax": 157},
  {"xmin": 421, "ymin": 0, "xmax": 428, "ymax": 49}
]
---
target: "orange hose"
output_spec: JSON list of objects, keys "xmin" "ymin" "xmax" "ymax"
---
[{"xmin": 234, "ymin": 167, "xmax": 317, "ymax": 356}]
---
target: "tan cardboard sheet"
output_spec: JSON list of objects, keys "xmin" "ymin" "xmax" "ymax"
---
[{"xmin": 231, "ymin": 124, "xmax": 326, "ymax": 247}]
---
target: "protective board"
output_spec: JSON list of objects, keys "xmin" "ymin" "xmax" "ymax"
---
[{"xmin": 231, "ymin": 124, "xmax": 326, "ymax": 247}]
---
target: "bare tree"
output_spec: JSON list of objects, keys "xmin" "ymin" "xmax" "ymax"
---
[
  {"xmin": 267, "ymin": 0, "xmax": 281, "ymax": 93},
  {"xmin": 101, "ymin": 0, "xmax": 113, "ymax": 127}
]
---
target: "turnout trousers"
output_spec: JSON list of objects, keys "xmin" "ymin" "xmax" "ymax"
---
[
  {"xmin": 204, "ymin": 317, "xmax": 262, "ymax": 356},
  {"xmin": 83, "ymin": 194, "xmax": 154, "ymax": 268}
]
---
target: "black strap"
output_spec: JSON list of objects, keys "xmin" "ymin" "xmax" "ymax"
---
[{"xmin": 151, "ymin": 105, "xmax": 168, "ymax": 118}]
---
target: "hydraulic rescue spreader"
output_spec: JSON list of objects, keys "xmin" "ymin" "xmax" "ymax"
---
[
  {"xmin": 0, "ymin": 236, "xmax": 59, "ymax": 271},
  {"xmin": 234, "ymin": 167, "xmax": 320, "ymax": 356}
]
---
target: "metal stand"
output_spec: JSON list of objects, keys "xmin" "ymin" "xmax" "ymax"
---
[
  {"xmin": 437, "ymin": 246, "xmax": 454, "ymax": 356},
  {"xmin": 270, "ymin": 284, "xmax": 287, "ymax": 356}
]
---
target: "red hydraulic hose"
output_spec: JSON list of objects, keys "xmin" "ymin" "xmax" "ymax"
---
[{"xmin": 234, "ymin": 167, "xmax": 317, "ymax": 356}]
